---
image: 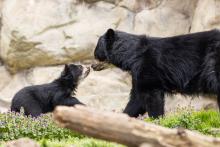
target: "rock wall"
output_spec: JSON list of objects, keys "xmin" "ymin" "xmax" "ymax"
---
[{"xmin": 0, "ymin": 0, "xmax": 220, "ymax": 112}]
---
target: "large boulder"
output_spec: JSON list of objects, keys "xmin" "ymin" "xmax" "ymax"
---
[
  {"xmin": 191, "ymin": 0, "xmax": 220, "ymax": 32},
  {"xmin": 1, "ymin": 0, "xmax": 199, "ymax": 73},
  {"xmin": 0, "ymin": 0, "xmax": 130, "ymax": 73},
  {"xmin": 133, "ymin": 0, "xmax": 198, "ymax": 36}
]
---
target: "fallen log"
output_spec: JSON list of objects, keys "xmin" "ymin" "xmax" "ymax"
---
[{"xmin": 53, "ymin": 105, "xmax": 220, "ymax": 147}]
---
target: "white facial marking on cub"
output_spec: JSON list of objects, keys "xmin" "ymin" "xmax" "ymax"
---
[{"xmin": 79, "ymin": 65, "xmax": 90, "ymax": 81}]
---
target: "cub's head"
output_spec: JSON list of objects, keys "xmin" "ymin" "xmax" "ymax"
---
[{"xmin": 61, "ymin": 64, "xmax": 90, "ymax": 85}]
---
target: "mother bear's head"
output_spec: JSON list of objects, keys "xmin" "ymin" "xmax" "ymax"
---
[{"xmin": 94, "ymin": 28, "xmax": 143, "ymax": 71}]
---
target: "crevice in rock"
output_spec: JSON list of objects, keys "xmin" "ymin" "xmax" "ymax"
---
[
  {"xmin": 188, "ymin": 0, "xmax": 200, "ymax": 33},
  {"xmin": 119, "ymin": 0, "xmax": 163, "ymax": 13},
  {"xmin": 132, "ymin": 13, "xmax": 137, "ymax": 31},
  {"xmin": 35, "ymin": 19, "xmax": 77, "ymax": 36},
  {"xmin": 0, "ymin": 57, "xmax": 3, "ymax": 66},
  {"xmin": 63, "ymin": 31, "xmax": 72, "ymax": 40},
  {"xmin": 82, "ymin": 0, "xmax": 122, "ymax": 5},
  {"xmin": 113, "ymin": 18, "xmax": 122, "ymax": 30},
  {"xmin": 118, "ymin": 0, "xmax": 164, "ymax": 31},
  {"xmin": 74, "ymin": 0, "xmax": 123, "ymax": 9},
  {"xmin": 119, "ymin": 5, "xmax": 136, "ymax": 13},
  {"xmin": 188, "ymin": 26, "xmax": 192, "ymax": 33},
  {"xmin": 146, "ymin": 0, "xmax": 163, "ymax": 10}
]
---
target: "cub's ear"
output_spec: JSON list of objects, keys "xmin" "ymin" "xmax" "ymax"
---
[
  {"xmin": 105, "ymin": 28, "xmax": 115, "ymax": 40},
  {"xmin": 61, "ymin": 64, "xmax": 69, "ymax": 76}
]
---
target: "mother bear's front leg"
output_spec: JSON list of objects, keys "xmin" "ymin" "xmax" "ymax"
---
[
  {"xmin": 144, "ymin": 90, "xmax": 165, "ymax": 118},
  {"xmin": 123, "ymin": 80, "xmax": 165, "ymax": 118},
  {"xmin": 123, "ymin": 88, "xmax": 146, "ymax": 117}
]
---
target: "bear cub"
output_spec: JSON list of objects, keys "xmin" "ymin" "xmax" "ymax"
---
[{"xmin": 11, "ymin": 64, "xmax": 90, "ymax": 117}]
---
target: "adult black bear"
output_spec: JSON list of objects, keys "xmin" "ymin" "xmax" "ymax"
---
[
  {"xmin": 11, "ymin": 64, "xmax": 90, "ymax": 117},
  {"xmin": 93, "ymin": 28, "xmax": 220, "ymax": 118}
]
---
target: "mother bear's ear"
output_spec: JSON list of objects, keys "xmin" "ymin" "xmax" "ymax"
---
[
  {"xmin": 105, "ymin": 28, "xmax": 115, "ymax": 41},
  {"xmin": 105, "ymin": 28, "xmax": 115, "ymax": 51}
]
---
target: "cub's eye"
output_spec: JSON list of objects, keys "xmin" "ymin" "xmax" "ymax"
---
[{"xmin": 77, "ymin": 65, "xmax": 83, "ymax": 71}]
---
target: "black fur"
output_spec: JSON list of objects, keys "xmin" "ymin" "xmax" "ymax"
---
[
  {"xmin": 94, "ymin": 28, "xmax": 220, "ymax": 118},
  {"xmin": 11, "ymin": 64, "xmax": 85, "ymax": 117}
]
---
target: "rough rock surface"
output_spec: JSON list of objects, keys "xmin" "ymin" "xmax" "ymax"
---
[
  {"xmin": 133, "ymin": 0, "xmax": 198, "ymax": 36},
  {"xmin": 0, "ymin": 0, "xmax": 202, "ymax": 73},
  {"xmin": 0, "ymin": 0, "xmax": 220, "ymax": 112},
  {"xmin": 0, "ymin": 65, "xmax": 218, "ymax": 113},
  {"xmin": 1, "ymin": 0, "xmax": 130, "ymax": 73},
  {"xmin": 0, "ymin": 64, "xmax": 131, "ymax": 112},
  {"xmin": 191, "ymin": 0, "xmax": 220, "ymax": 32}
]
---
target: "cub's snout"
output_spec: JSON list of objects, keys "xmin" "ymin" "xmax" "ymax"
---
[{"xmin": 79, "ymin": 65, "xmax": 90, "ymax": 80}]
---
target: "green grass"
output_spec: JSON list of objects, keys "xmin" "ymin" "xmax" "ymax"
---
[
  {"xmin": 1, "ymin": 108, "xmax": 220, "ymax": 146},
  {"xmin": 0, "ymin": 138, "xmax": 122, "ymax": 147},
  {"xmin": 39, "ymin": 138, "xmax": 122, "ymax": 147},
  {"xmin": 0, "ymin": 109, "xmax": 123, "ymax": 147},
  {"xmin": 0, "ymin": 110, "xmax": 84, "ymax": 141},
  {"xmin": 145, "ymin": 109, "xmax": 220, "ymax": 137}
]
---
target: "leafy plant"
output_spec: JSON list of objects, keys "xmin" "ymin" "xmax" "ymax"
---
[
  {"xmin": 145, "ymin": 108, "xmax": 220, "ymax": 137},
  {"xmin": 0, "ymin": 110, "xmax": 123, "ymax": 147},
  {"xmin": 0, "ymin": 110, "xmax": 83, "ymax": 141},
  {"xmin": 1, "ymin": 108, "xmax": 220, "ymax": 147}
]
